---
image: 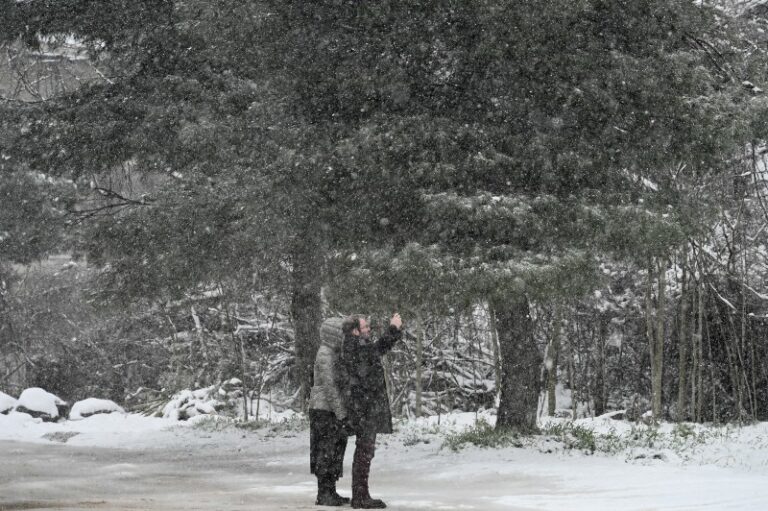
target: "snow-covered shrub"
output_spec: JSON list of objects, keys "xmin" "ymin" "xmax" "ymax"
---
[
  {"xmin": 188, "ymin": 409, "xmax": 308, "ymax": 433},
  {"xmin": 15, "ymin": 387, "xmax": 68, "ymax": 422},
  {"xmin": 258, "ymin": 412, "xmax": 308, "ymax": 433},
  {"xmin": 0, "ymin": 391, "xmax": 17, "ymax": 414},
  {"xmin": 623, "ymin": 394, "xmax": 652, "ymax": 422},
  {"xmin": 540, "ymin": 422, "xmax": 600, "ymax": 454},
  {"xmin": 162, "ymin": 386, "xmax": 223, "ymax": 420},
  {"xmin": 69, "ymin": 398, "xmax": 125, "ymax": 420},
  {"xmin": 188, "ymin": 414, "xmax": 240, "ymax": 431},
  {"xmin": 442, "ymin": 419, "xmax": 523, "ymax": 452},
  {"xmin": 219, "ymin": 377, "xmax": 243, "ymax": 396},
  {"xmin": 158, "ymin": 378, "xmax": 250, "ymax": 420}
]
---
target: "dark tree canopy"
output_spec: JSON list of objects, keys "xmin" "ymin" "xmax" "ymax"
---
[{"xmin": 2, "ymin": 0, "xmax": 766, "ymax": 426}]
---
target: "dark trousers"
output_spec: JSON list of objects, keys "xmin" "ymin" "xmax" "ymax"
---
[
  {"xmin": 309, "ymin": 409, "xmax": 348, "ymax": 480},
  {"xmin": 352, "ymin": 431, "xmax": 377, "ymax": 498}
]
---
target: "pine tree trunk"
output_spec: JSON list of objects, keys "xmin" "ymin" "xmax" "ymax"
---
[
  {"xmin": 652, "ymin": 258, "xmax": 666, "ymax": 421},
  {"xmin": 493, "ymin": 294, "xmax": 541, "ymax": 432},
  {"xmin": 290, "ymin": 239, "xmax": 323, "ymax": 410},
  {"xmin": 677, "ymin": 257, "xmax": 688, "ymax": 422}
]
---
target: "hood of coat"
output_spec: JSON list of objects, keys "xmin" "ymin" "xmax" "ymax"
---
[{"xmin": 319, "ymin": 317, "xmax": 344, "ymax": 351}]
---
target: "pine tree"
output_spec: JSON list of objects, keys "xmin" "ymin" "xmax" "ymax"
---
[{"xmin": 4, "ymin": 0, "xmax": 764, "ymax": 425}]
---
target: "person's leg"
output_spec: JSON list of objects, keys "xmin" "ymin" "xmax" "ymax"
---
[
  {"xmin": 330, "ymin": 428, "xmax": 350, "ymax": 502},
  {"xmin": 311, "ymin": 410, "xmax": 347, "ymax": 506},
  {"xmin": 309, "ymin": 410, "xmax": 320, "ymax": 476},
  {"xmin": 351, "ymin": 432, "xmax": 385, "ymax": 509}
]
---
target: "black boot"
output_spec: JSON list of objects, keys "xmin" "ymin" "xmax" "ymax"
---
[
  {"xmin": 332, "ymin": 480, "xmax": 351, "ymax": 506},
  {"xmin": 351, "ymin": 441, "xmax": 386, "ymax": 509},
  {"xmin": 316, "ymin": 475, "xmax": 349, "ymax": 506}
]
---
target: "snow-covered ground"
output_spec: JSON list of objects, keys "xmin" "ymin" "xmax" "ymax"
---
[{"xmin": 2, "ymin": 410, "xmax": 768, "ymax": 510}]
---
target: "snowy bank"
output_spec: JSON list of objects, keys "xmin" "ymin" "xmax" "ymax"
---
[
  {"xmin": 0, "ymin": 410, "xmax": 187, "ymax": 448},
  {"xmin": 1, "ymin": 407, "xmax": 768, "ymax": 509},
  {"xmin": 15, "ymin": 387, "xmax": 67, "ymax": 421},
  {"xmin": 0, "ymin": 391, "xmax": 16, "ymax": 414},
  {"xmin": 69, "ymin": 398, "xmax": 125, "ymax": 420}
]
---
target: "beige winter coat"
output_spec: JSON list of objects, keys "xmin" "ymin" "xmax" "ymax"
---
[{"xmin": 308, "ymin": 317, "xmax": 347, "ymax": 420}]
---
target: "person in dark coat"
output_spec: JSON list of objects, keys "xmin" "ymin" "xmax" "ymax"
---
[
  {"xmin": 308, "ymin": 317, "xmax": 351, "ymax": 506},
  {"xmin": 339, "ymin": 313, "xmax": 403, "ymax": 509}
]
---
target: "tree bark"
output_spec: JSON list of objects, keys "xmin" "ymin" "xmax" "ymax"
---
[
  {"xmin": 488, "ymin": 303, "xmax": 502, "ymax": 399},
  {"xmin": 546, "ymin": 304, "xmax": 561, "ymax": 417},
  {"xmin": 691, "ymin": 276, "xmax": 703, "ymax": 422},
  {"xmin": 567, "ymin": 320, "xmax": 577, "ymax": 420},
  {"xmin": 645, "ymin": 257, "xmax": 655, "ymax": 417},
  {"xmin": 652, "ymin": 258, "xmax": 666, "ymax": 421},
  {"xmin": 492, "ymin": 294, "xmax": 541, "ymax": 432},
  {"xmin": 290, "ymin": 239, "xmax": 323, "ymax": 410},
  {"xmin": 593, "ymin": 317, "xmax": 607, "ymax": 417},
  {"xmin": 415, "ymin": 315, "xmax": 424, "ymax": 418},
  {"xmin": 677, "ymin": 257, "xmax": 689, "ymax": 422}
]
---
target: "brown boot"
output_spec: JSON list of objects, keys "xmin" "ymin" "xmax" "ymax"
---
[{"xmin": 351, "ymin": 439, "xmax": 386, "ymax": 509}]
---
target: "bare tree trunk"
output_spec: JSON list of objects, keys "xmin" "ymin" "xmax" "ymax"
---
[
  {"xmin": 740, "ymin": 228, "xmax": 756, "ymax": 420},
  {"xmin": 750, "ymin": 319, "xmax": 758, "ymax": 419},
  {"xmin": 575, "ymin": 320, "xmax": 587, "ymax": 418},
  {"xmin": 238, "ymin": 332, "xmax": 249, "ymax": 420},
  {"xmin": 488, "ymin": 303, "xmax": 502, "ymax": 398},
  {"xmin": 222, "ymin": 300, "xmax": 249, "ymax": 420},
  {"xmin": 692, "ymin": 276, "xmax": 703, "ymax": 422},
  {"xmin": 493, "ymin": 294, "xmax": 541, "ymax": 432},
  {"xmin": 593, "ymin": 317, "xmax": 607, "ymax": 417},
  {"xmin": 415, "ymin": 315, "xmax": 424, "ymax": 418},
  {"xmin": 567, "ymin": 320, "xmax": 577, "ymax": 420},
  {"xmin": 706, "ymin": 311, "xmax": 717, "ymax": 424},
  {"xmin": 546, "ymin": 304, "xmax": 562, "ymax": 417},
  {"xmin": 645, "ymin": 258, "xmax": 656, "ymax": 418},
  {"xmin": 723, "ymin": 318, "xmax": 744, "ymax": 421},
  {"xmin": 190, "ymin": 305, "xmax": 209, "ymax": 388}
]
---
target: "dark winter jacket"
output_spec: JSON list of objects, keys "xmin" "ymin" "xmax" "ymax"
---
[{"xmin": 339, "ymin": 325, "xmax": 402, "ymax": 435}]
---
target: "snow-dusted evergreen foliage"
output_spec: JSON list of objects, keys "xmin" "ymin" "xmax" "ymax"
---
[{"xmin": 5, "ymin": 0, "xmax": 768, "ymax": 428}]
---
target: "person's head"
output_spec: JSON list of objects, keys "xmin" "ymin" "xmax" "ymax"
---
[{"xmin": 342, "ymin": 314, "xmax": 370, "ymax": 339}]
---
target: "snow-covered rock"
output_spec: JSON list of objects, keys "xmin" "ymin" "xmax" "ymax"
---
[
  {"xmin": 16, "ymin": 388, "xmax": 68, "ymax": 422},
  {"xmin": 70, "ymin": 398, "xmax": 125, "ymax": 420},
  {"xmin": 0, "ymin": 391, "xmax": 17, "ymax": 414}
]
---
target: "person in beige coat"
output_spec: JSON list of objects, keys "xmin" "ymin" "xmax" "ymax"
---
[{"xmin": 308, "ymin": 317, "xmax": 351, "ymax": 506}]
